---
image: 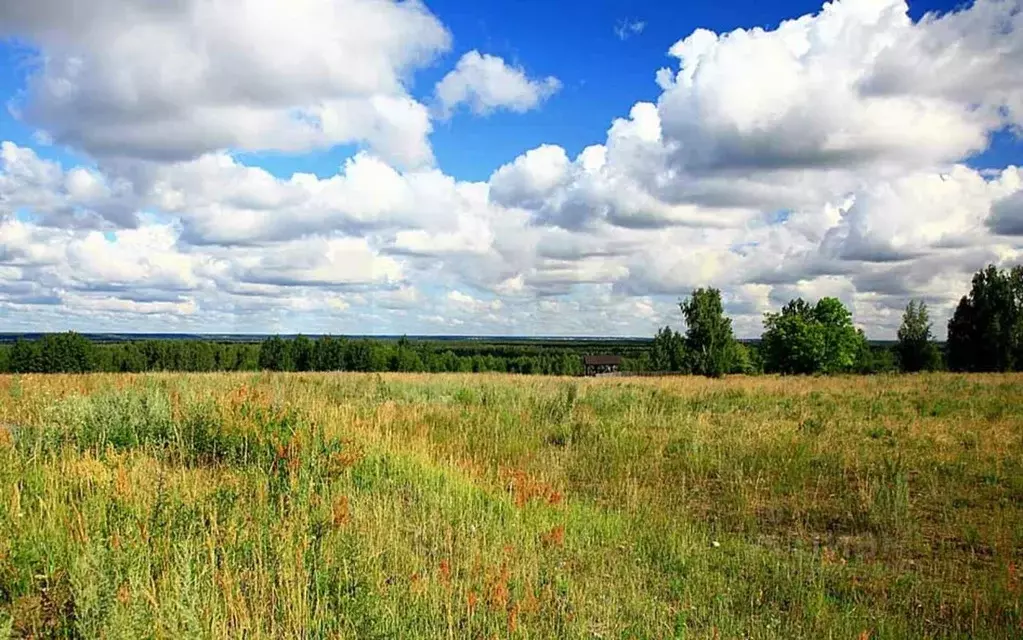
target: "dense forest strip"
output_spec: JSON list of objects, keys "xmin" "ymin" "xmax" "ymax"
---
[{"xmin": 0, "ymin": 332, "xmax": 898, "ymax": 375}]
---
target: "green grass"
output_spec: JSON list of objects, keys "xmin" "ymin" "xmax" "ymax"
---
[{"xmin": 1, "ymin": 372, "xmax": 1021, "ymax": 638}]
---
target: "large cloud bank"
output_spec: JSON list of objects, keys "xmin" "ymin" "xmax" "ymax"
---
[{"xmin": 1, "ymin": 0, "xmax": 1022, "ymax": 337}]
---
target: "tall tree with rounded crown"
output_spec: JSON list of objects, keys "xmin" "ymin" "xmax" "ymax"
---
[
  {"xmin": 680, "ymin": 287, "xmax": 737, "ymax": 378},
  {"xmin": 896, "ymin": 300, "xmax": 941, "ymax": 372}
]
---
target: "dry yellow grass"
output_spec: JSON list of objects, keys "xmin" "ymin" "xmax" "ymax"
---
[{"xmin": 0, "ymin": 371, "xmax": 1021, "ymax": 638}]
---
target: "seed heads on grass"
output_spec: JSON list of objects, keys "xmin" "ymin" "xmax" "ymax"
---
[
  {"xmin": 1007, "ymin": 562, "xmax": 1019, "ymax": 596},
  {"xmin": 116, "ymin": 583, "xmax": 131, "ymax": 606},
  {"xmin": 331, "ymin": 495, "xmax": 350, "ymax": 529},
  {"xmin": 410, "ymin": 572, "xmax": 425, "ymax": 596},
  {"xmin": 508, "ymin": 602, "xmax": 519, "ymax": 633},
  {"xmin": 487, "ymin": 566, "xmax": 511, "ymax": 611},
  {"xmin": 439, "ymin": 559, "xmax": 451, "ymax": 587},
  {"xmin": 327, "ymin": 443, "xmax": 364, "ymax": 477},
  {"xmin": 114, "ymin": 463, "xmax": 130, "ymax": 499}
]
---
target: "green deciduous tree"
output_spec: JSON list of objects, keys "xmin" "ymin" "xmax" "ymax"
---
[
  {"xmin": 182, "ymin": 340, "xmax": 216, "ymax": 372},
  {"xmin": 762, "ymin": 297, "xmax": 864, "ymax": 374},
  {"xmin": 258, "ymin": 336, "xmax": 293, "ymax": 371},
  {"xmin": 651, "ymin": 326, "xmax": 686, "ymax": 372},
  {"xmin": 947, "ymin": 264, "xmax": 1023, "ymax": 372},
  {"xmin": 762, "ymin": 299, "xmax": 820, "ymax": 375},
  {"xmin": 895, "ymin": 300, "xmax": 942, "ymax": 372},
  {"xmin": 290, "ymin": 335, "xmax": 314, "ymax": 372},
  {"xmin": 390, "ymin": 340, "xmax": 424, "ymax": 372},
  {"xmin": 680, "ymin": 287, "xmax": 736, "ymax": 378},
  {"xmin": 118, "ymin": 342, "xmax": 148, "ymax": 372},
  {"xmin": 9, "ymin": 338, "xmax": 42, "ymax": 373},
  {"xmin": 728, "ymin": 342, "xmax": 757, "ymax": 374},
  {"xmin": 313, "ymin": 336, "xmax": 347, "ymax": 371},
  {"xmin": 38, "ymin": 332, "xmax": 95, "ymax": 373}
]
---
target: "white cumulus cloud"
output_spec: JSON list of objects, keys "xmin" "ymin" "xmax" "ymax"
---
[
  {"xmin": 435, "ymin": 51, "xmax": 561, "ymax": 118},
  {"xmin": 2, "ymin": 0, "xmax": 1023, "ymax": 338},
  {"xmin": 2, "ymin": 0, "xmax": 450, "ymax": 167}
]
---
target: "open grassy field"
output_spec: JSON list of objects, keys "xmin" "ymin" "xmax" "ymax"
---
[{"xmin": 1, "ymin": 372, "xmax": 1021, "ymax": 639}]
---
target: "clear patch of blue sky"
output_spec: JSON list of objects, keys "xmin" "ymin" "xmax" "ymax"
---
[
  {"xmin": 234, "ymin": 145, "xmax": 362, "ymax": 180},
  {"xmin": 971, "ymin": 128, "xmax": 1023, "ymax": 171}
]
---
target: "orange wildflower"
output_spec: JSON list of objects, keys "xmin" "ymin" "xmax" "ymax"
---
[
  {"xmin": 116, "ymin": 583, "xmax": 132, "ymax": 606},
  {"xmin": 541, "ymin": 525, "xmax": 565, "ymax": 548},
  {"xmin": 439, "ymin": 559, "xmax": 451, "ymax": 586},
  {"xmin": 331, "ymin": 496, "xmax": 350, "ymax": 529},
  {"xmin": 507, "ymin": 603, "xmax": 519, "ymax": 633},
  {"xmin": 488, "ymin": 566, "xmax": 511, "ymax": 611}
]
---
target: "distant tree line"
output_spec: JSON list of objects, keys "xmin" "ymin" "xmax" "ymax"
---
[
  {"xmin": 252, "ymin": 335, "xmax": 586, "ymax": 375},
  {"xmin": 0, "ymin": 334, "xmax": 589, "ymax": 376},
  {"xmin": 0, "ymin": 335, "xmax": 261, "ymax": 374},
  {"xmin": 1, "ymin": 264, "xmax": 1020, "ymax": 377}
]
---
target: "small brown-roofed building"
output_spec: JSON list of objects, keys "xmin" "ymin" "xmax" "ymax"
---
[{"xmin": 582, "ymin": 355, "xmax": 622, "ymax": 377}]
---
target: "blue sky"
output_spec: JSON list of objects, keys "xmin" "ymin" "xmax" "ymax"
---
[{"xmin": 0, "ymin": 0, "xmax": 1021, "ymax": 337}]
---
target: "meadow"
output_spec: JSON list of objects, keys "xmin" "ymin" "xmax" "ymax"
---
[{"xmin": 0, "ymin": 372, "xmax": 1021, "ymax": 639}]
